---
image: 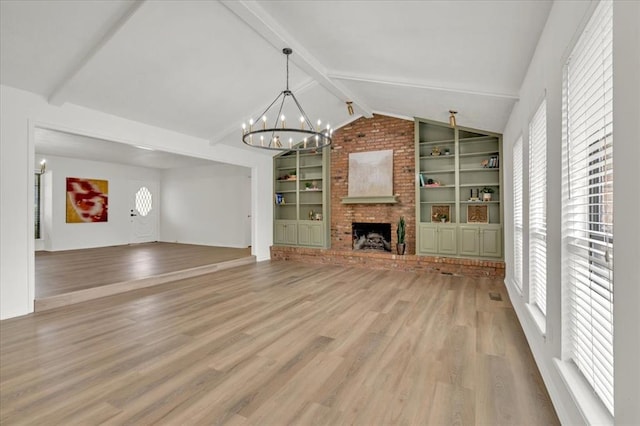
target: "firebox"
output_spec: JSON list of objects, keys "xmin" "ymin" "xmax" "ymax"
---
[{"xmin": 352, "ymin": 222, "xmax": 392, "ymax": 252}]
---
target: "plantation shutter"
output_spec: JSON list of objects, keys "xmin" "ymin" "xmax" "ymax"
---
[
  {"xmin": 562, "ymin": 0, "xmax": 614, "ymax": 415},
  {"xmin": 513, "ymin": 136, "xmax": 523, "ymax": 292},
  {"xmin": 529, "ymin": 100, "xmax": 547, "ymax": 316}
]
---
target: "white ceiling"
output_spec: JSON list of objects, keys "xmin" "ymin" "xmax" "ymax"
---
[
  {"xmin": 1, "ymin": 0, "xmax": 553, "ymax": 154},
  {"xmin": 35, "ymin": 128, "xmax": 219, "ymax": 170}
]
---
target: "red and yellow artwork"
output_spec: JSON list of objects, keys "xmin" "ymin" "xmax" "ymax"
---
[{"xmin": 66, "ymin": 177, "xmax": 109, "ymax": 223}]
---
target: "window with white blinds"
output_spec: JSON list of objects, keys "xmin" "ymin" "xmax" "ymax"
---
[
  {"xmin": 562, "ymin": 0, "xmax": 614, "ymax": 415},
  {"xmin": 529, "ymin": 100, "xmax": 547, "ymax": 316},
  {"xmin": 513, "ymin": 136, "xmax": 523, "ymax": 292}
]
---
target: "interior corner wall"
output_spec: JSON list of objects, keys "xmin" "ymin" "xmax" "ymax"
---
[
  {"xmin": 160, "ymin": 163, "xmax": 251, "ymax": 248},
  {"xmin": 39, "ymin": 155, "xmax": 160, "ymax": 251},
  {"xmin": 502, "ymin": 1, "xmax": 640, "ymax": 424},
  {"xmin": 0, "ymin": 84, "xmax": 273, "ymax": 320}
]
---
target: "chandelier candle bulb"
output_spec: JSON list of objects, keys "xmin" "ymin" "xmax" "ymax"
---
[
  {"xmin": 281, "ymin": 115, "xmax": 286, "ymax": 128},
  {"xmin": 249, "ymin": 119, "xmax": 254, "ymax": 131},
  {"xmin": 242, "ymin": 123, "xmax": 246, "ymax": 136},
  {"xmin": 300, "ymin": 116, "xmax": 305, "ymax": 129},
  {"xmin": 262, "ymin": 115, "xmax": 267, "ymax": 130},
  {"xmin": 289, "ymin": 138, "xmax": 293, "ymax": 148}
]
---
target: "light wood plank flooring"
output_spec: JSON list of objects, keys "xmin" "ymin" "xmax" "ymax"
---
[
  {"xmin": 1, "ymin": 261, "xmax": 559, "ymax": 425},
  {"xmin": 36, "ymin": 243, "xmax": 252, "ymax": 298}
]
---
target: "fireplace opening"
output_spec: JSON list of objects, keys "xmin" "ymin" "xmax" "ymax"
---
[{"xmin": 352, "ymin": 222, "xmax": 392, "ymax": 252}]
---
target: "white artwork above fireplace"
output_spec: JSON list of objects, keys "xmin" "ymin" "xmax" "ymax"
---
[{"xmin": 348, "ymin": 149, "xmax": 393, "ymax": 197}]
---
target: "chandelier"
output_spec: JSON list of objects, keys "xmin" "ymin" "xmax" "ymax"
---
[{"xmin": 242, "ymin": 48, "xmax": 332, "ymax": 152}]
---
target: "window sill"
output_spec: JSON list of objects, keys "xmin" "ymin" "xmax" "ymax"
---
[
  {"xmin": 554, "ymin": 358, "xmax": 614, "ymax": 426},
  {"xmin": 526, "ymin": 303, "xmax": 546, "ymax": 336}
]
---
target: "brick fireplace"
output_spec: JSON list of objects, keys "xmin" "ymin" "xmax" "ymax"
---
[
  {"xmin": 330, "ymin": 114, "xmax": 415, "ymax": 253},
  {"xmin": 270, "ymin": 114, "xmax": 505, "ymax": 278}
]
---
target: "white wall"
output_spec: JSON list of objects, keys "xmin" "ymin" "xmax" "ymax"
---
[
  {"xmin": 0, "ymin": 85, "xmax": 273, "ymax": 320},
  {"xmin": 502, "ymin": 1, "xmax": 639, "ymax": 424},
  {"xmin": 161, "ymin": 163, "xmax": 251, "ymax": 248},
  {"xmin": 35, "ymin": 154, "xmax": 160, "ymax": 251}
]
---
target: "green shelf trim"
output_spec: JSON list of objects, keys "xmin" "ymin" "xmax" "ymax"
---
[
  {"xmin": 420, "ymin": 184, "xmax": 455, "ymax": 188},
  {"xmin": 274, "ymin": 190, "xmax": 297, "ymax": 193},
  {"xmin": 420, "ymin": 201, "xmax": 456, "ymax": 204},
  {"xmin": 460, "ymin": 168, "xmax": 500, "ymax": 172},
  {"xmin": 460, "ymin": 201, "xmax": 500, "ymax": 204},
  {"xmin": 299, "ymin": 202, "xmax": 323, "ymax": 205},
  {"xmin": 299, "ymin": 164, "xmax": 322, "ymax": 169},
  {"xmin": 419, "ymin": 155, "xmax": 455, "ymax": 160},
  {"xmin": 420, "ymin": 169, "xmax": 455, "ymax": 174},
  {"xmin": 419, "ymin": 138, "xmax": 455, "ymax": 145},
  {"xmin": 458, "ymin": 136, "xmax": 499, "ymax": 143},
  {"xmin": 341, "ymin": 195, "xmax": 398, "ymax": 204},
  {"xmin": 458, "ymin": 150, "xmax": 500, "ymax": 157},
  {"xmin": 459, "ymin": 183, "xmax": 499, "ymax": 187}
]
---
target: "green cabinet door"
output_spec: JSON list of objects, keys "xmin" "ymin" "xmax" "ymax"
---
[
  {"xmin": 419, "ymin": 224, "xmax": 438, "ymax": 254},
  {"xmin": 274, "ymin": 220, "xmax": 297, "ymax": 245},
  {"xmin": 438, "ymin": 225, "xmax": 458, "ymax": 255},
  {"xmin": 459, "ymin": 226, "xmax": 480, "ymax": 256},
  {"xmin": 480, "ymin": 227, "xmax": 502, "ymax": 258},
  {"xmin": 298, "ymin": 222, "xmax": 324, "ymax": 247}
]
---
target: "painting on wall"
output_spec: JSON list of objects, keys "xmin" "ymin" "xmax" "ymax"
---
[
  {"xmin": 66, "ymin": 177, "xmax": 109, "ymax": 223},
  {"xmin": 348, "ymin": 149, "xmax": 393, "ymax": 197}
]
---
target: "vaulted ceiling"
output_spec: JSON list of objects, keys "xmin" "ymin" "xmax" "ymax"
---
[{"xmin": 1, "ymin": 0, "xmax": 552, "ymax": 156}]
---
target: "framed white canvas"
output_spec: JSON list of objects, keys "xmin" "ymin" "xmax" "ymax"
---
[{"xmin": 348, "ymin": 149, "xmax": 393, "ymax": 197}]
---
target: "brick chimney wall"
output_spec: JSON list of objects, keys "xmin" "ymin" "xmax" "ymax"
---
[{"xmin": 330, "ymin": 114, "xmax": 416, "ymax": 254}]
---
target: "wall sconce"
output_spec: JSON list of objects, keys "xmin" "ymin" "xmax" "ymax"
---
[
  {"xmin": 40, "ymin": 159, "xmax": 46, "ymax": 174},
  {"xmin": 449, "ymin": 110, "xmax": 458, "ymax": 128},
  {"xmin": 346, "ymin": 101, "xmax": 354, "ymax": 116}
]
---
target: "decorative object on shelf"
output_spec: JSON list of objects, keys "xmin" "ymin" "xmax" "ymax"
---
[
  {"xmin": 308, "ymin": 209, "xmax": 314, "ymax": 220},
  {"xmin": 242, "ymin": 48, "xmax": 333, "ymax": 152},
  {"xmin": 275, "ymin": 193, "xmax": 284, "ymax": 205},
  {"xmin": 397, "ymin": 216, "xmax": 406, "ymax": 255},
  {"xmin": 468, "ymin": 188, "xmax": 479, "ymax": 201},
  {"xmin": 468, "ymin": 205, "xmax": 489, "ymax": 223},
  {"xmin": 481, "ymin": 156, "xmax": 499, "ymax": 168},
  {"xmin": 431, "ymin": 205, "xmax": 451, "ymax": 223},
  {"xmin": 449, "ymin": 110, "xmax": 458, "ymax": 128},
  {"xmin": 314, "ymin": 212, "xmax": 322, "ymax": 221},
  {"xmin": 431, "ymin": 146, "xmax": 441, "ymax": 156},
  {"xmin": 481, "ymin": 187, "xmax": 494, "ymax": 201},
  {"xmin": 444, "ymin": 148, "xmax": 451, "ymax": 155}
]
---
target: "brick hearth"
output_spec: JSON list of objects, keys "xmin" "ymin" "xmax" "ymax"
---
[{"xmin": 270, "ymin": 246, "xmax": 505, "ymax": 278}]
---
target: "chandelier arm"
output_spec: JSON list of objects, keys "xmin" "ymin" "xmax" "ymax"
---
[
  {"xmin": 269, "ymin": 92, "xmax": 288, "ymax": 147},
  {"xmin": 254, "ymin": 91, "xmax": 284, "ymax": 127},
  {"xmin": 288, "ymin": 91, "xmax": 315, "ymax": 130}
]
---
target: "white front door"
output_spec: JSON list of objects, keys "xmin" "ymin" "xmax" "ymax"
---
[{"xmin": 129, "ymin": 181, "xmax": 158, "ymax": 244}]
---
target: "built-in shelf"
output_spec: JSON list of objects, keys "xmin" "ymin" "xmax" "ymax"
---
[{"xmin": 341, "ymin": 195, "xmax": 399, "ymax": 204}]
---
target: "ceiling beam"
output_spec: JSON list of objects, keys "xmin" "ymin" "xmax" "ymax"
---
[
  {"xmin": 219, "ymin": 0, "xmax": 374, "ymax": 118},
  {"xmin": 329, "ymin": 73, "xmax": 520, "ymax": 101},
  {"xmin": 48, "ymin": 0, "xmax": 145, "ymax": 106}
]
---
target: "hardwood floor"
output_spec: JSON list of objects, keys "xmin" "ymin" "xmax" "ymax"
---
[
  {"xmin": 1, "ymin": 261, "xmax": 559, "ymax": 425},
  {"xmin": 36, "ymin": 243, "xmax": 252, "ymax": 298}
]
